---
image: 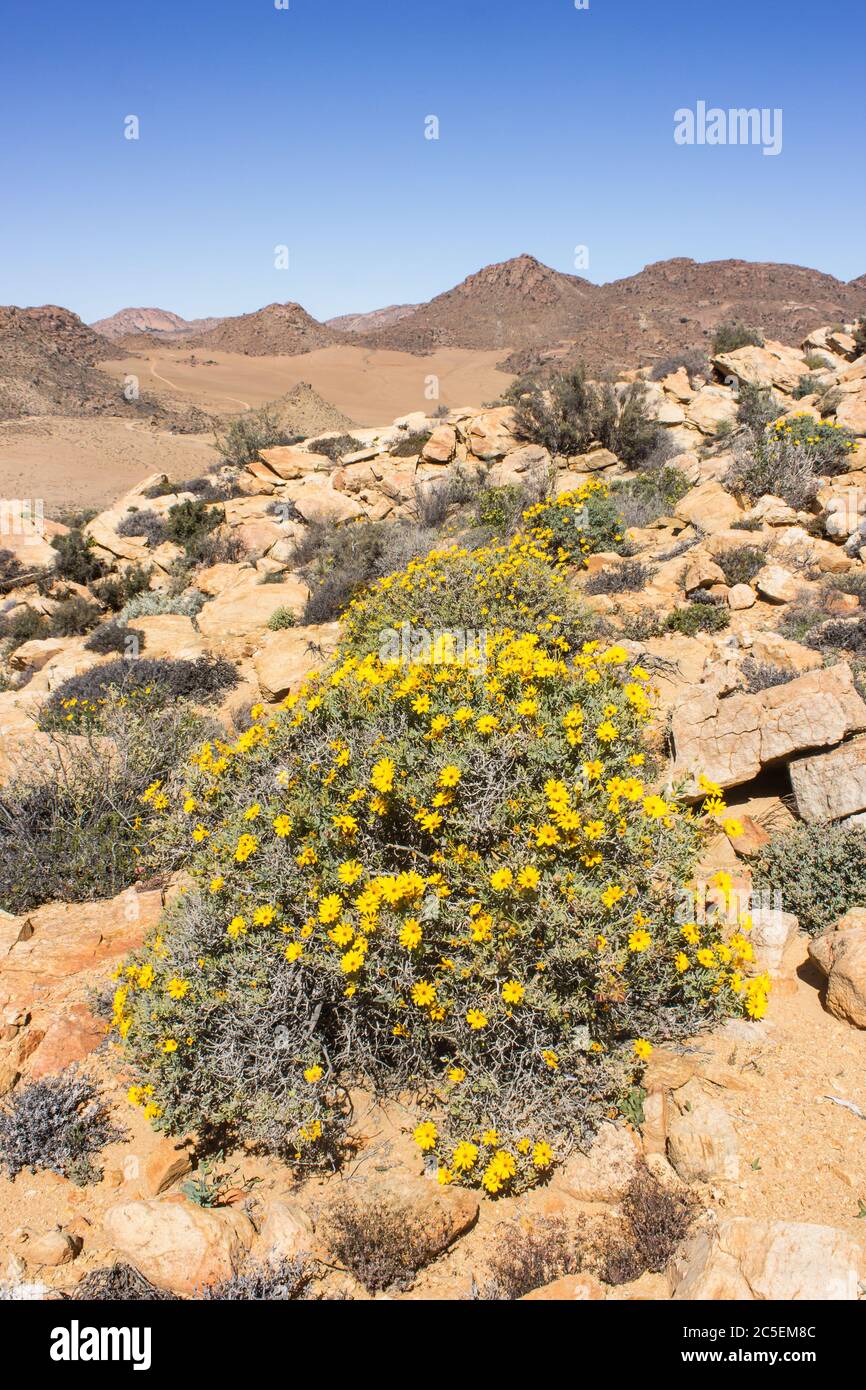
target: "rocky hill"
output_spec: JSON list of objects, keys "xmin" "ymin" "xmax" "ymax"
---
[
  {"xmin": 0, "ymin": 305, "xmax": 158, "ymax": 420},
  {"xmin": 325, "ymin": 303, "xmax": 420, "ymax": 335},
  {"xmin": 361, "ymin": 253, "xmax": 865, "ymax": 375},
  {"xmin": 185, "ymin": 301, "xmax": 339, "ymax": 356},
  {"xmin": 366, "ymin": 253, "xmax": 597, "ymax": 354},
  {"xmin": 91, "ymin": 307, "xmax": 224, "ymax": 342}
]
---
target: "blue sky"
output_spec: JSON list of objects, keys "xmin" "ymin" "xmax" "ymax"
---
[{"xmin": 1, "ymin": 0, "xmax": 864, "ymax": 323}]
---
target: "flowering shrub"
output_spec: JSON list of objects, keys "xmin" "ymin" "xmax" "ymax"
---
[
  {"xmin": 728, "ymin": 413, "xmax": 859, "ymax": 508},
  {"xmin": 116, "ymin": 496, "xmax": 764, "ymax": 1196}
]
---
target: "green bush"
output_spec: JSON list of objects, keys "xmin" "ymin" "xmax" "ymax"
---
[
  {"xmin": 0, "ymin": 700, "xmax": 213, "ymax": 913},
  {"xmin": 716, "ymin": 544, "xmax": 767, "ymax": 588},
  {"xmin": 389, "ymin": 430, "xmax": 432, "ymax": 458},
  {"xmin": 267, "ymin": 606, "xmax": 296, "ymax": 631},
  {"xmin": 512, "ymin": 367, "xmax": 661, "ymax": 467},
  {"xmin": 736, "ymin": 383, "xmax": 780, "ymax": 435},
  {"xmin": 585, "ymin": 560, "xmax": 654, "ymax": 595},
  {"xmin": 665, "ymin": 603, "xmax": 730, "ymax": 636},
  {"xmin": 307, "ymin": 434, "xmax": 365, "ymax": 463},
  {"xmin": 214, "ymin": 406, "xmax": 301, "ymax": 468},
  {"xmin": 612, "ymin": 466, "xmax": 691, "ymax": 530},
  {"xmin": 727, "ymin": 415, "xmax": 858, "ymax": 509},
  {"xmin": 39, "ymin": 656, "xmax": 238, "ymax": 731},
  {"xmin": 753, "ymin": 823, "xmax": 866, "ymax": 934},
  {"xmin": 84, "ymin": 619, "xmax": 146, "ymax": 655},
  {"xmin": 853, "ymin": 316, "xmax": 866, "ymax": 357},
  {"xmin": 50, "ymin": 531, "xmax": 106, "ymax": 586},
  {"xmin": 49, "ymin": 596, "xmax": 102, "ymax": 637},
  {"xmin": 711, "ymin": 322, "xmax": 764, "ymax": 354},
  {"xmin": 115, "ymin": 495, "xmax": 761, "ymax": 1197}
]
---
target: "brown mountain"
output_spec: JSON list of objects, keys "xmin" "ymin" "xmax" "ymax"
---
[
  {"xmin": 187, "ymin": 302, "xmax": 338, "ymax": 356},
  {"xmin": 0, "ymin": 305, "xmax": 123, "ymax": 419},
  {"xmin": 92, "ymin": 307, "xmax": 224, "ymax": 341},
  {"xmin": 365, "ymin": 254, "xmax": 597, "ymax": 354},
  {"xmin": 847, "ymin": 273, "xmax": 866, "ymax": 294},
  {"xmin": 350, "ymin": 254, "xmax": 864, "ymax": 375},
  {"xmin": 326, "ymin": 303, "xmax": 421, "ymax": 335},
  {"xmin": 0, "ymin": 304, "xmax": 204, "ymax": 424}
]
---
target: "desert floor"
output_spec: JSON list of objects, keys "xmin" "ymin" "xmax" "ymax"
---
[
  {"xmin": 0, "ymin": 416, "xmax": 220, "ymax": 517},
  {"xmin": 100, "ymin": 344, "xmax": 512, "ymax": 423}
]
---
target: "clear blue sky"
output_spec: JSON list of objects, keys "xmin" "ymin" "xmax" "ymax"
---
[{"xmin": 1, "ymin": 0, "xmax": 864, "ymax": 323}]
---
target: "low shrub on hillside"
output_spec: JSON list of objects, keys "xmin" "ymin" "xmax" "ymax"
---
[
  {"xmin": 0, "ymin": 549, "xmax": 22, "ymax": 585},
  {"xmin": 736, "ymin": 383, "xmax": 781, "ymax": 434},
  {"xmin": 711, "ymin": 322, "xmax": 764, "ymax": 354},
  {"xmin": 0, "ymin": 700, "xmax": 214, "ymax": 912},
  {"xmin": 612, "ymin": 465, "xmax": 691, "ymax": 530},
  {"xmin": 117, "ymin": 510, "xmax": 168, "ymax": 547},
  {"xmin": 84, "ymin": 619, "xmax": 146, "ymax": 655},
  {"xmin": 50, "ymin": 531, "xmax": 106, "ymax": 586},
  {"xmin": 741, "ymin": 660, "xmax": 796, "ymax": 694},
  {"xmin": 39, "ymin": 655, "xmax": 238, "ymax": 731},
  {"xmin": 474, "ymin": 1217, "xmax": 582, "ymax": 1300},
  {"xmin": 475, "ymin": 484, "xmax": 533, "ymax": 533},
  {"xmin": 727, "ymin": 416, "xmax": 858, "ymax": 509},
  {"xmin": 585, "ymin": 560, "xmax": 654, "ymax": 595},
  {"xmin": 307, "ymin": 434, "xmax": 366, "ymax": 462},
  {"xmin": 753, "ymin": 823, "xmax": 866, "ymax": 935},
  {"xmin": 648, "ymin": 352, "xmax": 709, "ymax": 385},
  {"xmin": 49, "ymin": 595, "xmax": 102, "ymax": 637},
  {"xmin": 300, "ymin": 519, "xmax": 439, "ymax": 626},
  {"xmin": 716, "ymin": 544, "xmax": 767, "ymax": 588},
  {"xmin": 665, "ymin": 603, "xmax": 730, "ymax": 636},
  {"xmin": 0, "ymin": 1070, "xmax": 124, "ymax": 1183},
  {"xmin": 793, "ymin": 374, "xmax": 824, "ymax": 401},
  {"xmin": 214, "ymin": 406, "xmax": 301, "ymax": 468},
  {"xmin": 119, "ymin": 589, "xmax": 208, "ymax": 622},
  {"xmin": 511, "ymin": 367, "xmax": 661, "ymax": 467},
  {"xmin": 599, "ymin": 1165, "xmax": 697, "ymax": 1284},
  {"xmin": 201, "ymin": 1257, "xmax": 312, "ymax": 1301},
  {"xmin": 0, "ymin": 605, "xmax": 50, "ymax": 652},
  {"xmin": 389, "ymin": 429, "xmax": 432, "ymax": 458},
  {"xmin": 267, "ymin": 606, "xmax": 296, "ymax": 631},
  {"xmin": 853, "ymin": 316, "xmax": 866, "ymax": 357},
  {"xmin": 115, "ymin": 493, "xmax": 763, "ymax": 1196}
]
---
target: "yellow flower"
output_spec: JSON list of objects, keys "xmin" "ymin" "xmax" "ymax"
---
[
  {"xmin": 227, "ymin": 916, "xmax": 247, "ymax": 940},
  {"xmin": 399, "ymin": 919, "xmax": 423, "ymax": 950},
  {"xmin": 209, "ymin": 876, "xmax": 224, "ymax": 894},
  {"xmin": 628, "ymin": 929, "xmax": 652, "ymax": 953},
  {"xmin": 633, "ymin": 1038, "xmax": 653, "ymax": 1061},
  {"xmin": 452, "ymin": 1141, "xmax": 479, "ymax": 1171},
  {"xmin": 601, "ymin": 883, "xmax": 624, "ymax": 909},
  {"xmin": 304, "ymin": 1065, "xmax": 323, "ymax": 1084},
  {"xmin": 165, "ymin": 977, "xmax": 189, "ymax": 1001},
  {"xmin": 475, "ymin": 714, "xmax": 500, "ymax": 735},
  {"xmin": 542, "ymin": 1049, "xmax": 559, "ymax": 1070},
  {"xmin": 532, "ymin": 1141, "xmax": 554, "ymax": 1169},
  {"xmin": 438, "ymin": 765, "xmax": 462, "ymax": 788},
  {"xmin": 337, "ymin": 859, "xmax": 364, "ymax": 885},
  {"xmin": 411, "ymin": 981, "xmax": 437, "ymax": 1007},
  {"xmin": 448, "ymin": 1066, "xmax": 466, "ymax": 1084},
  {"xmin": 272, "ymin": 814, "xmax": 293, "ymax": 838},
  {"xmin": 318, "ymin": 894, "xmax": 343, "ymax": 924},
  {"xmin": 285, "ymin": 942, "xmax": 304, "ymax": 962},
  {"xmin": 160, "ymin": 1039, "xmax": 178, "ymax": 1054},
  {"xmin": 723, "ymin": 818, "xmax": 744, "ymax": 839},
  {"xmin": 642, "ymin": 795, "xmax": 669, "ymax": 820},
  {"xmin": 501, "ymin": 980, "xmax": 525, "ymax": 1005},
  {"xmin": 489, "ymin": 867, "xmax": 513, "ymax": 892},
  {"xmin": 517, "ymin": 864, "xmax": 540, "ymax": 891},
  {"xmin": 413, "ymin": 1121, "xmax": 438, "ymax": 1151},
  {"xmin": 674, "ymin": 952, "xmax": 690, "ymax": 973},
  {"xmin": 466, "ymin": 1009, "xmax": 489, "ymax": 1030},
  {"xmin": 234, "ymin": 833, "xmax": 258, "ymax": 863},
  {"xmin": 370, "ymin": 757, "xmax": 395, "ymax": 792},
  {"xmin": 243, "ymin": 803, "xmax": 261, "ymax": 821}
]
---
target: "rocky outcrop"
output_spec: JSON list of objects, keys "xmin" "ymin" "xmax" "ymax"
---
[
  {"xmin": 789, "ymin": 736, "xmax": 866, "ymax": 823},
  {"xmin": 671, "ymin": 663, "xmax": 866, "ymax": 791},
  {"xmin": 670, "ymin": 1219, "xmax": 864, "ymax": 1300},
  {"xmin": 808, "ymin": 911, "xmax": 866, "ymax": 1029}
]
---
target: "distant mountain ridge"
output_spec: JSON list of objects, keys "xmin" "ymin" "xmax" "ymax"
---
[{"xmin": 91, "ymin": 307, "xmax": 224, "ymax": 341}]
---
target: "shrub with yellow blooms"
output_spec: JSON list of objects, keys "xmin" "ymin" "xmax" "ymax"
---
[{"xmin": 117, "ymin": 493, "xmax": 761, "ymax": 1195}]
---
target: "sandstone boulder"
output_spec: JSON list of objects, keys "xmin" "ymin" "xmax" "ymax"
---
[
  {"xmin": 666, "ymin": 1079, "xmax": 739, "ymax": 1182},
  {"xmin": 671, "ymin": 663, "xmax": 866, "ymax": 791},
  {"xmin": 253, "ymin": 623, "xmax": 341, "ymax": 702},
  {"xmin": 552, "ymin": 1122, "xmax": 640, "ymax": 1203},
  {"xmin": 674, "ymin": 481, "xmax": 743, "ymax": 532},
  {"xmin": 103, "ymin": 1197, "xmax": 257, "ymax": 1295},
  {"xmin": 196, "ymin": 576, "xmax": 309, "ymax": 644},
  {"xmin": 808, "ymin": 920, "xmax": 866, "ymax": 1029},
  {"xmin": 789, "ymin": 736, "xmax": 866, "ymax": 823},
  {"xmin": 671, "ymin": 1219, "xmax": 863, "ymax": 1300}
]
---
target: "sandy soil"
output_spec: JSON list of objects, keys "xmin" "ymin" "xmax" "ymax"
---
[
  {"xmin": 0, "ymin": 416, "xmax": 220, "ymax": 517},
  {"xmin": 100, "ymin": 345, "xmax": 513, "ymax": 424}
]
